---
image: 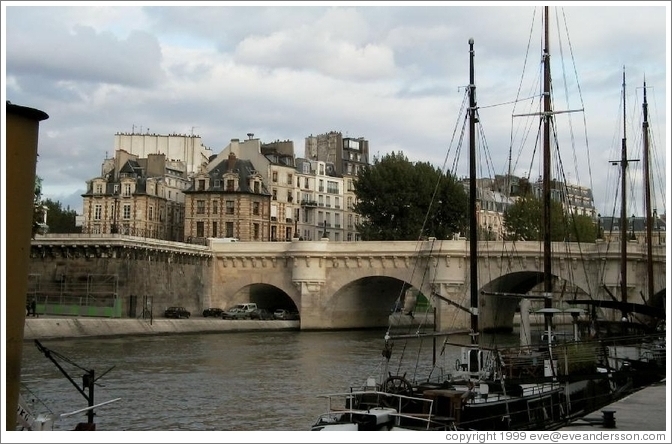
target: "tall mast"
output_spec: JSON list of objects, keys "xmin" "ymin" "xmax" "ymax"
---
[
  {"xmin": 642, "ymin": 81, "xmax": 654, "ymax": 303},
  {"xmin": 619, "ymin": 69, "xmax": 629, "ymax": 319},
  {"xmin": 468, "ymin": 37, "xmax": 479, "ymax": 343},
  {"xmin": 542, "ymin": 6, "xmax": 553, "ymax": 327}
]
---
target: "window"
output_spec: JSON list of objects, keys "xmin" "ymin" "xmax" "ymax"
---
[
  {"xmin": 196, "ymin": 200, "xmax": 205, "ymax": 214},
  {"xmin": 272, "ymin": 189, "xmax": 277, "ymax": 200},
  {"xmin": 225, "ymin": 221, "xmax": 234, "ymax": 238},
  {"xmin": 198, "ymin": 179, "xmax": 206, "ymax": 191},
  {"xmin": 253, "ymin": 181, "xmax": 260, "ymax": 193},
  {"xmin": 196, "ymin": 221, "xmax": 204, "ymax": 237},
  {"xmin": 212, "ymin": 200, "xmax": 218, "ymax": 215},
  {"xmin": 95, "ymin": 184, "xmax": 103, "ymax": 194},
  {"xmin": 92, "ymin": 225, "xmax": 101, "ymax": 234},
  {"xmin": 287, "ymin": 174, "xmax": 293, "ymax": 185},
  {"xmin": 226, "ymin": 179, "xmax": 235, "ymax": 192},
  {"xmin": 226, "ymin": 200, "xmax": 235, "ymax": 215},
  {"xmin": 94, "ymin": 204, "xmax": 102, "ymax": 220},
  {"xmin": 304, "ymin": 178, "xmax": 309, "ymax": 188},
  {"xmin": 123, "ymin": 183, "xmax": 132, "ymax": 196},
  {"xmin": 335, "ymin": 197, "xmax": 340, "ymax": 209},
  {"xmin": 253, "ymin": 202, "xmax": 260, "ymax": 215},
  {"xmin": 214, "ymin": 179, "xmax": 221, "ymax": 188},
  {"xmin": 326, "ymin": 196, "xmax": 331, "ymax": 208},
  {"xmin": 253, "ymin": 223, "xmax": 260, "ymax": 240},
  {"xmin": 272, "ymin": 171, "xmax": 278, "ymax": 182},
  {"xmin": 287, "ymin": 190, "xmax": 293, "ymax": 202},
  {"xmin": 148, "ymin": 206, "xmax": 153, "ymax": 221},
  {"xmin": 319, "ymin": 179, "xmax": 324, "ymax": 192},
  {"xmin": 212, "ymin": 221, "xmax": 218, "ymax": 238},
  {"xmin": 327, "ymin": 181, "xmax": 339, "ymax": 194},
  {"xmin": 123, "ymin": 204, "xmax": 131, "ymax": 219},
  {"xmin": 113, "ymin": 184, "xmax": 120, "ymax": 194}
]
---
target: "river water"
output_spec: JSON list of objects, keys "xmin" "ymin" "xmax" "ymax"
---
[{"xmin": 19, "ymin": 328, "xmax": 527, "ymax": 432}]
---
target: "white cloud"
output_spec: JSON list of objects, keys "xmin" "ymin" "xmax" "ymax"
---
[{"xmin": 2, "ymin": 3, "xmax": 668, "ymax": 217}]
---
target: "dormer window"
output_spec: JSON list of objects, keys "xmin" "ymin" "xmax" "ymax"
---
[
  {"xmin": 95, "ymin": 183, "xmax": 103, "ymax": 194},
  {"xmin": 198, "ymin": 179, "xmax": 206, "ymax": 191}
]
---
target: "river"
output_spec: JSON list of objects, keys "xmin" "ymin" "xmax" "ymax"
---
[{"xmin": 19, "ymin": 328, "xmax": 527, "ymax": 432}]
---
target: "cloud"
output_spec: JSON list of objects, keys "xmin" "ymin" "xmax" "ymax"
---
[{"xmin": 3, "ymin": 4, "xmax": 668, "ymax": 218}]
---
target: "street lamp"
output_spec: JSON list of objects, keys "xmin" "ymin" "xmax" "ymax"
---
[{"xmin": 630, "ymin": 213, "xmax": 636, "ymax": 240}]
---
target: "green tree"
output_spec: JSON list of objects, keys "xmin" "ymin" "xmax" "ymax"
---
[
  {"xmin": 503, "ymin": 194, "xmax": 566, "ymax": 241},
  {"xmin": 42, "ymin": 198, "xmax": 79, "ymax": 233},
  {"xmin": 566, "ymin": 213, "xmax": 597, "ymax": 242},
  {"xmin": 354, "ymin": 152, "xmax": 467, "ymax": 240}
]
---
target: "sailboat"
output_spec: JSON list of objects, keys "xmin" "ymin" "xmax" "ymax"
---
[
  {"xmin": 311, "ymin": 8, "xmax": 622, "ymax": 431},
  {"xmin": 567, "ymin": 72, "xmax": 666, "ymax": 388}
]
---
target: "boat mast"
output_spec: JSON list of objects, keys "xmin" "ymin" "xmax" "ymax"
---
[
  {"xmin": 642, "ymin": 80, "xmax": 654, "ymax": 303},
  {"xmin": 619, "ymin": 69, "xmax": 629, "ymax": 320},
  {"xmin": 468, "ymin": 37, "xmax": 479, "ymax": 343},
  {"xmin": 542, "ymin": 6, "xmax": 553, "ymax": 329}
]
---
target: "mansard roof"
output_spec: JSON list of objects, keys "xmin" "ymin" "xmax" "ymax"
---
[{"xmin": 186, "ymin": 155, "xmax": 270, "ymax": 195}]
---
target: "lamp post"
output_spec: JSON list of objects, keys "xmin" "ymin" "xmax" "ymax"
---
[{"xmin": 630, "ymin": 213, "xmax": 636, "ymax": 240}]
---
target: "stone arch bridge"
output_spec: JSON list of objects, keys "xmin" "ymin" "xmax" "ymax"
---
[
  {"xmin": 29, "ymin": 235, "xmax": 665, "ymax": 331},
  {"xmin": 210, "ymin": 238, "xmax": 666, "ymax": 331}
]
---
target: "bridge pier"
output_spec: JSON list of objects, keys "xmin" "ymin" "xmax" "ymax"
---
[{"xmin": 432, "ymin": 282, "xmax": 470, "ymax": 331}]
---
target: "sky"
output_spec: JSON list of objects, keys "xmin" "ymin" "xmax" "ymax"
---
[{"xmin": 2, "ymin": 1, "xmax": 670, "ymax": 220}]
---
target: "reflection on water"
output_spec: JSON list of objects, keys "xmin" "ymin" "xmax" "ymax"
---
[{"xmin": 19, "ymin": 328, "xmax": 530, "ymax": 431}]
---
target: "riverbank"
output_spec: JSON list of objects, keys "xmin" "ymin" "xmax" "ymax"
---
[
  {"xmin": 23, "ymin": 316, "xmax": 301, "ymax": 341},
  {"xmin": 23, "ymin": 312, "xmax": 573, "ymax": 341}
]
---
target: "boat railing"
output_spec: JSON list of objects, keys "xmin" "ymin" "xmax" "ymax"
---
[{"xmin": 315, "ymin": 389, "xmax": 441, "ymax": 430}]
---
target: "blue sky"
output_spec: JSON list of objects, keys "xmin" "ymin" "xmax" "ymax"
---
[{"xmin": 2, "ymin": 1, "xmax": 669, "ymax": 219}]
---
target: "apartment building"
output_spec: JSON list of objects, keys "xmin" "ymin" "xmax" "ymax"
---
[
  {"xmin": 114, "ymin": 131, "xmax": 213, "ymax": 175},
  {"xmin": 294, "ymin": 158, "xmax": 346, "ymax": 241},
  {"xmin": 183, "ymin": 152, "xmax": 271, "ymax": 242},
  {"xmin": 305, "ymin": 132, "xmax": 367, "ymax": 241},
  {"xmin": 81, "ymin": 149, "xmax": 189, "ymax": 241}
]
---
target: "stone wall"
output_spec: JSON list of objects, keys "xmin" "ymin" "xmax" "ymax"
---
[{"xmin": 28, "ymin": 244, "xmax": 210, "ymax": 317}]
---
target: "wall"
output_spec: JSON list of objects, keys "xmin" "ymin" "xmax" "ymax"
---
[{"xmin": 28, "ymin": 245, "xmax": 210, "ymax": 317}]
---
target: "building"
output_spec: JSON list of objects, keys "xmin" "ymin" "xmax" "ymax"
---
[
  {"xmin": 305, "ymin": 131, "xmax": 368, "ymax": 241},
  {"xmin": 295, "ymin": 158, "xmax": 345, "ymax": 241},
  {"xmin": 114, "ymin": 131, "xmax": 213, "ymax": 175},
  {"xmin": 211, "ymin": 134, "xmax": 300, "ymax": 242},
  {"xmin": 305, "ymin": 131, "xmax": 369, "ymax": 177},
  {"xmin": 183, "ymin": 152, "xmax": 271, "ymax": 243},
  {"xmin": 81, "ymin": 149, "xmax": 189, "ymax": 241},
  {"xmin": 599, "ymin": 214, "xmax": 666, "ymax": 244}
]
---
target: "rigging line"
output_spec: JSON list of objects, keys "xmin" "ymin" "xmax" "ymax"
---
[
  {"xmin": 555, "ymin": 9, "xmax": 584, "ymax": 205},
  {"xmin": 479, "ymin": 94, "xmax": 544, "ymax": 110},
  {"xmin": 560, "ymin": 8, "xmax": 596, "ymax": 204}
]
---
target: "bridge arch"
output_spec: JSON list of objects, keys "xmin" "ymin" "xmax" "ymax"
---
[{"xmin": 219, "ymin": 283, "xmax": 298, "ymax": 313}]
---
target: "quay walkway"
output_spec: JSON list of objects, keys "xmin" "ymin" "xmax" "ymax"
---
[
  {"xmin": 23, "ymin": 316, "xmax": 301, "ymax": 341},
  {"xmin": 558, "ymin": 379, "xmax": 668, "ymax": 431}
]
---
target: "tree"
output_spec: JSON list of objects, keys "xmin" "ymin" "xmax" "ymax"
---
[
  {"xmin": 503, "ymin": 194, "xmax": 566, "ymax": 241},
  {"xmin": 353, "ymin": 152, "xmax": 467, "ymax": 240},
  {"xmin": 42, "ymin": 198, "xmax": 79, "ymax": 233},
  {"xmin": 566, "ymin": 213, "xmax": 597, "ymax": 243}
]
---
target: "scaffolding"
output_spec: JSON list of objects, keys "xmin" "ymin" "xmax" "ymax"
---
[{"xmin": 27, "ymin": 274, "xmax": 121, "ymax": 317}]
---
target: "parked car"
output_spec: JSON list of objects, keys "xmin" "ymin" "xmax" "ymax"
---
[
  {"xmin": 202, "ymin": 307, "xmax": 224, "ymax": 317},
  {"xmin": 164, "ymin": 307, "xmax": 190, "ymax": 319},
  {"xmin": 221, "ymin": 303, "xmax": 258, "ymax": 320},
  {"xmin": 273, "ymin": 309, "xmax": 300, "ymax": 320},
  {"xmin": 250, "ymin": 308, "xmax": 274, "ymax": 320}
]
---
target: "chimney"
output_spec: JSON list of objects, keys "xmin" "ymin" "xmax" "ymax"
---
[{"xmin": 228, "ymin": 152, "xmax": 237, "ymax": 171}]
